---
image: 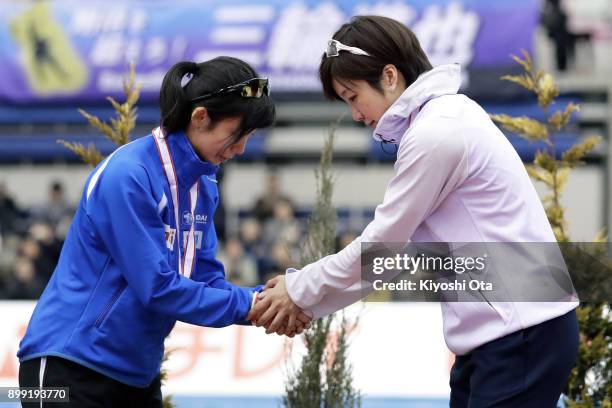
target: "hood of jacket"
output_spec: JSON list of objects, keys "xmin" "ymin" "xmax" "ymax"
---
[{"xmin": 373, "ymin": 63, "xmax": 462, "ymax": 144}]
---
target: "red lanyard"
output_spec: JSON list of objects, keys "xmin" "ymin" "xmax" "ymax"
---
[{"xmin": 152, "ymin": 127, "xmax": 199, "ymax": 277}]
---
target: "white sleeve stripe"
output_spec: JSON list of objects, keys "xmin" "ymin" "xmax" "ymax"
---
[
  {"xmin": 157, "ymin": 193, "xmax": 168, "ymax": 214},
  {"xmin": 38, "ymin": 356, "xmax": 47, "ymax": 408},
  {"xmin": 85, "ymin": 144, "xmax": 128, "ymax": 202}
]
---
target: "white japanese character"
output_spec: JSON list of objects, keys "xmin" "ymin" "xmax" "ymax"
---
[
  {"xmin": 412, "ymin": 1, "xmax": 480, "ymax": 68},
  {"xmin": 268, "ymin": 2, "xmax": 345, "ymax": 71},
  {"xmin": 214, "ymin": 5, "xmax": 275, "ymax": 23},
  {"xmin": 354, "ymin": 1, "xmax": 417, "ymax": 25},
  {"xmin": 145, "ymin": 37, "xmax": 168, "ymax": 65},
  {"xmin": 169, "ymin": 36, "xmax": 188, "ymax": 61},
  {"xmin": 70, "ymin": 8, "xmax": 101, "ymax": 36},
  {"xmin": 125, "ymin": 39, "xmax": 142, "ymax": 63},
  {"xmin": 90, "ymin": 34, "xmax": 125, "ymax": 66},
  {"xmin": 101, "ymin": 9, "xmax": 128, "ymax": 32},
  {"xmin": 129, "ymin": 9, "xmax": 148, "ymax": 34}
]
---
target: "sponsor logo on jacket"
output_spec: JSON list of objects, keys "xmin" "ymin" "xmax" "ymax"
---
[
  {"xmin": 164, "ymin": 224, "xmax": 176, "ymax": 250},
  {"xmin": 182, "ymin": 212, "xmax": 207, "ymax": 226},
  {"xmin": 182, "ymin": 211, "xmax": 194, "ymax": 227}
]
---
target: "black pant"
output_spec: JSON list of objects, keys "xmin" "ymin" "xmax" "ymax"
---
[
  {"xmin": 19, "ymin": 356, "xmax": 162, "ymax": 408},
  {"xmin": 450, "ymin": 309, "xmax": 579, "ymax": 408}
]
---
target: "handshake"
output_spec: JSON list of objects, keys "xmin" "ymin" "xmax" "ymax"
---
[{"xmin": 247, "ymin": 275, "xmax": 313, "ymax": 337}]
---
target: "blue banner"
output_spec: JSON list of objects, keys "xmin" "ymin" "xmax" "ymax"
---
[{"xmin": 0, "ymin": 0, "xmax": 539, "ymax": 103}]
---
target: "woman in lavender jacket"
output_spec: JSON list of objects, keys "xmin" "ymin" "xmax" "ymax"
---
[{"xmin": 248, "ymin": 15, "xmax": 579, "ymax": 408}]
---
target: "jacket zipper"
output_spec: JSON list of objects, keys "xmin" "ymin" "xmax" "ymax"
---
[{"xmin": 94, "ymin": 283, "xmax": 127, "ymax": 328}]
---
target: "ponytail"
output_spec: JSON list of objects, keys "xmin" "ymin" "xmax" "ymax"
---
[
  {"xmin": 159, "ymin": 61, "xmax": 198, "ymax": 134},
  {"xmin": 159, "ymin": 57, "xmax": 275, "ymax": 138}
]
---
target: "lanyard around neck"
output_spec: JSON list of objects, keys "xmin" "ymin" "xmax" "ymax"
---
[{"xmin": 152, "ymin": 127, "xmax": 199, "ymax": 277}]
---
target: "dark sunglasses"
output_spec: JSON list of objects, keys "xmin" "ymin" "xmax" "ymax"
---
[{"xmin": 191, "ymin": 78, "xmax": 269, "ymax": 102}]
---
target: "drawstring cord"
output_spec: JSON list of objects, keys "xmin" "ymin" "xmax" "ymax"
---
[{"xmin": 379, "ymin": 138, "xmax": 398, "ymax": 155}]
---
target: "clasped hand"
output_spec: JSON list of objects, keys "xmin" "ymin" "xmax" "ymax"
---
[{"xmin": 247, "ymin": 275, "xmax": 312, "ymax": 337}]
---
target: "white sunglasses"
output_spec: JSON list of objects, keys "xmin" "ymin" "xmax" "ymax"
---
[{"xmin": 325, "ymin": 39, "xmax": 372, "ymax": 58}]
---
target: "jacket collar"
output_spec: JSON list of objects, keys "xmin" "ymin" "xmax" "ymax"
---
[
  {"xmin": 165, "ymin": 130, "xmax": 219, "ymax": 188},
  {"xmin": 373, "ymin": 64, "xmax": 462, "ymax": 144}
]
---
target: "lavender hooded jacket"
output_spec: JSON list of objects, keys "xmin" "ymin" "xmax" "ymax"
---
[{"xmin": 285, "ymin": 64, "xmax": 578, "ymax": 355}]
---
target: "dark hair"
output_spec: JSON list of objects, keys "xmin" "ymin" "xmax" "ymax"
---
[
  {"xmin": 50, "ymin": 181, "xmax": 63, "ymax": 192},
  {"xmin": 319, "ymin": 16, "xmax": 433, "ymax": 101},
  {"xmin": 159, "ymin": 57, "xmax": 275, "ymax": 146}
]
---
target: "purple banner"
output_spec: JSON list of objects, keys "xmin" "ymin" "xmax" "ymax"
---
[{"xmin": 0, "ymin": 0, "xmax": 539, "ymax": 103}]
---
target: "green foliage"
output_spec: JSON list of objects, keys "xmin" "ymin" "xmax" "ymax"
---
[
  {"xmin": 490, "ymin": 51, "xmax": 602, "ymax": 243},
  {"xmin": 160, "ymin": 349, "xmax": 175, "ymax": 408},
  {"xmin": 501, "ymin": 51, "xmax": 559, "ymax": 109},
  {"xmin": 58, "ymin": 63, "xmax": 140, "ymax": 167},
  {"xmin": 283, "ymin": 117, "xmax": 361, "ymax": 408},
  {"xmin": 300, "ymin": 126, "xmax": 338, "ymax": 267},
  {"xmin": 549, "ymin": 103, "xmax": 580, "ymax": 131},
  {"xmin": 492, "ymin": 51, "xmax": 610, "ymax": 407},
  {"xmin": 322, "ymin": 313, "xmax": 361, "ymax": 408},
  {"xmin": 562, "ymin": 136, "xmax": 604, "ymax": 169},
  {"xmin": 565, "ymin": 305, "xmax": 612, "ymax": 408},
  {"xmin": 284, "ymin": 318, "xmax": 331, "ymax": 408},
  {"xmin": 56, "ymin": 141, "xmax": 104, "ymax": 168},
  {"xmin": 489, "ymin": 114, "xmax": 549, "ymax": 142}
]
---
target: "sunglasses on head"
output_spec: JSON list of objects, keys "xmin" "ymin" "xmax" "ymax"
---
[
  {"xmin": 191, "ymin": 77, "xmax": 269, "ymax": 102},
  {"xmin": 325, "ymin": 39, "xmax": 372, "ymax": 58}
]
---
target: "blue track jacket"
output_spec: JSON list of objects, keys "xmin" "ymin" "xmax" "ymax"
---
[{"xmin": 18, "ymin": 131, "xmax": 260, "ymax": 387}]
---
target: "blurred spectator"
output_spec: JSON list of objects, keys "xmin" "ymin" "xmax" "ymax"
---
[
  {"xmin": 252, "ymin": 171, "xmax": 290, "ymax": 223},
  {"xmin": 258, "ymin": 241, "xmax": 297, "ymax": 284},
  {"xmin": 31, "ymin": 180, "xmax": 74, "ymax": 228},
  {"xmin": 26, "ymin": 222, "xmax": 62, "ymax": 282},
  {"xmin": 0, "ymin": 183, "xmax": 72, "ymax": 299},
  {"xmin": 542, "ymin": 0, "xmax": 574, "ymax": 71},
  {"xmin": 262, "ymin": 197, "xmax": 301, "ymax": 249},
  {"xmin": 54, "ymin": 214, "xmax": 74, "ymax": 242},
  {"xmin": 336, "ymin": 231, "xmax": 359, "ymax": 252},
  {"xmin": 4, "ymin": 256, "xmax": 45, "ymax": 299},
  {"xmin": 0, "ymin": 234, "xmax": 20, "ymax": 292},
  {"xmin": 239, "ymin": 217, "xmax": 264, "ymax": 256},
  {"xmin": 257, "ymin": 197, "xmax": 302, "ymax": 278},
  {"xmin": 0, "ymin": 181, "xmax": 26, "ymax": 236},
  {"xmin": 213, "ymin": 165, "xmax": 227, "ymax": 243},
  {"xmin": 217, "ymin": 236, "xmax": 258, "ymax": 286},
  {"xmin": 270, "ymin": 241, "xmax": 297, "ymax": 271},
  {"xmin": 238, "ymin": 217, "xmax": 269, "ymax": 280},
  {"xmin": 20, "ymin": 236, "xmax": 52, "ymax": 283}
]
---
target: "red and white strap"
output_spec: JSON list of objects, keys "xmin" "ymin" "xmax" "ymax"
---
[
  {"xmin": 153, "ymin": 127, "xmax": 199, "ymax": 277},
  {"xmin": 182, "ymin": 181, "xmax": 199, "ymax": 277}
]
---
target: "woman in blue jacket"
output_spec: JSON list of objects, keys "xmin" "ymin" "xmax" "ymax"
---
[{"xmin": 17, "ymin": 57, "xmax": 309, "ymax": 407}]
